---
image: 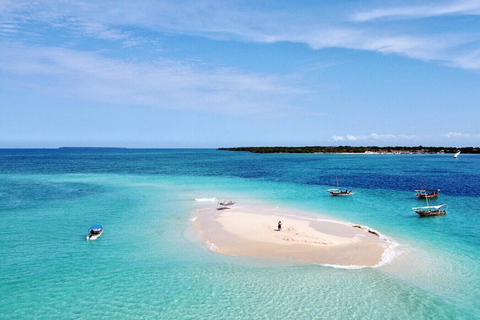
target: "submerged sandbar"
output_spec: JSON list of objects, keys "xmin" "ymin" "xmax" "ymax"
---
[{"xmin": 191, "ymin": 203, "xmax": 395, "ymax": 267}]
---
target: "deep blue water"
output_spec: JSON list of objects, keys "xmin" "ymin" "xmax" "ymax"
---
[
  {"xmin": 2, "ymin": 149, "xmax": 477, "ymax": 196},
  {"xmin": 1, "ymin": 149, "xmax": 479, "ymax": 319}
]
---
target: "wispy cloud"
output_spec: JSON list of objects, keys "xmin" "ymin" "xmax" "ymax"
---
[
  {"xmin": 59, "ymin": 19, "xmax": 128, "ymax": 41},
  {"xmin": 0, "ymin": 43, "xmax": 306, "ymax": 116},
  {"xmin": 1, "ymin": 1, "xmax": 480, "ymax": 71},
  {"xmin": 352, "ymin": 1, "xmax": 480, "ymax": 22},
  {"xmin": 0, "ymin": 1, "xmax": 131, "ymax": 42},
  {"xmin": 449, "ymin": 48, "xmax": 480, "ymax": 70}
]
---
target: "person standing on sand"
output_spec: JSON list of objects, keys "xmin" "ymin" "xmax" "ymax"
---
[{"xmin": 278, "ymin": 221, "xmax": 282, "ymax": 231}]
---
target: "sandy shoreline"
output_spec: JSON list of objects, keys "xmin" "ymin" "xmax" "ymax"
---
[{"xmin": 191, "ymin": 202, "xmax": 396, "ymax": 267}]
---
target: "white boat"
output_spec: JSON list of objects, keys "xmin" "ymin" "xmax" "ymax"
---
[
  {"xmin": 327, "ymin": 176, "xmax": 352, "ymax": 196},
  {"xmin": 412, "ymin": 196, "xmax": 447, "ymax": 217},
  {"xmin": 219, "ymin": 200, "xmax": 235, "ymax": 206},
  {"xmin": 454, "ymin": 151, "xmax": 461, "ymax": 158},
  {"xmin": 86, "ymin": 225, "xmax": 103, "ymax": 240}
]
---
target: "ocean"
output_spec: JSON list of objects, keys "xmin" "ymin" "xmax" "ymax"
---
[{"xmin": 1, "ymin": 149, "xmax": 479, "ymax": 319}]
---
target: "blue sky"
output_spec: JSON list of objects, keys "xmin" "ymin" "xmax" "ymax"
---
[{"xmin": 1, "ymin": 0, "xmax": 480, "ymax": 148}]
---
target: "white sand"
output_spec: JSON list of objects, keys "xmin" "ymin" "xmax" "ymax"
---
[
  {"xmin": 191, "ymin": 204, "xmax": 393, "ymax": 267},
  {"xmin": 218, "ymin": 211, "xmax": 353, "ymax": 246}
]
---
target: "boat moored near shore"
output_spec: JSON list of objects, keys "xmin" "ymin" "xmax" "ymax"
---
[
  {"xmin": 412, "ymin": 204, "xmax": 448, "ymax": 217},
  {"xmin": 218, "ymin": 200, "xmax": 235, "ymax": 209}
]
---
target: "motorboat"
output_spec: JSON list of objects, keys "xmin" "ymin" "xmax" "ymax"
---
[
  {"xmin": 219, "ymin": 200, "xmax": 235, "ymax": 206},
  {"xmin": 86, "ymin": 225, "xmax": 103, "ymax": 240}
]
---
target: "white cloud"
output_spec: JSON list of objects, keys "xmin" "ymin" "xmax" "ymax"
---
[
  {"xmin": 332, "ymin": 135, "xmax": 345, "ymax": 141},
  {"xmin": 331, "ymin": 133, "xmax": 417, "ymax": 143},
  {"xmin": 444, "ymin": 132, "xmax": 464, "ymax": 138},
  {"xmin": 346, "ymin": 135, "xmax": 358, "ymax": 141},
  {"xmin": 443, "ymin": 132, "xmax": 480, "ymax": 138},
  {"xmin": 330, "ymin": 133, "xmax": 480, "ymax": 145}
]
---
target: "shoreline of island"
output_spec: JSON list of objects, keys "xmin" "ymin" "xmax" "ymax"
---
[
  {"xmin": 218, "ymin": 146, "xmax": 478, "ymax": 154},
  {"xmin": 190, "ymin": 201, "xmax": 400, "ymax": 268}
]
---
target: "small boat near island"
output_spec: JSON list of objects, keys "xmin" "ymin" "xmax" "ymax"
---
[
  {"xmin": 219, "ymin": 200, "xmax": 235, "ymax": 206},
  {"xmin": 454, "ymin": 151, "xmax": 461, "ymax": 158},
  {"xmin": 415, "ymin": 181, "xmax": 439, "ymax": 199},
  {"xmin": 86, "ymin": 225, "xmax": 103, "ymax": 240},
  {"xmin": 327, "ymin": 176, "xmax": 352, "ymax": 196},
  {"xmin": 218, "ymin": 200, "xmax": 235, "ymax": 209},
  {"xmin": 412, "ymin": 196, "xmax": 447, "ymax": 217}
]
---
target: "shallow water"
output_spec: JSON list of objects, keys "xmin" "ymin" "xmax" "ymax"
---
[{"xmin": 0, "ymin": 149, "xmax": 479, "ymax": 319}]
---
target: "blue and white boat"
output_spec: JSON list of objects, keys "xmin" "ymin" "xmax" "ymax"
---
[
  {"xmin": 327, "ymin": 176, "xmax": 352, "ymax": 196},
  {"xmin": 86, "ymin": 225, "xmax": 103, "ymax": 240}
]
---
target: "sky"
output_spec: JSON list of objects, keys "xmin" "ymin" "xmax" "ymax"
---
[{"xmin": 1, "ymin": 0, "xmax": 480, "ymax": 148}]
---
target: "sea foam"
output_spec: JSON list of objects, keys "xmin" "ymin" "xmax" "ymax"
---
[
  {"xmin": 194, "ymin": 197, "xmax": 217, "ymax": 202},
  {"xmin": 282, "ymin": 214, "xmax": 403, "ymax": 269}
]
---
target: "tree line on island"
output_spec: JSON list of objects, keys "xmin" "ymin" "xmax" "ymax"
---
[{"xmin": 218, "ymin": 146, "xmax": 480, "ymax": 154}]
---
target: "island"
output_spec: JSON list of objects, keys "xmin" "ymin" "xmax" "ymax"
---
[
  {"xmin": 218, "ymin": 146, "xmax": 480, "ymax": 154},
  {"xmin": 191, "ymin": 202, "xmax": 395, "ymax": 267}
]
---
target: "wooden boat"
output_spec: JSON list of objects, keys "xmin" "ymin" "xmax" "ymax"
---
[
  {"xmin": 415, "ymin": 189, "xmax": 439, "ymax": 199},
  {"xmin": 412, "ymin": 195, "xmax": 447, "ymax": 217},
  {"xmin": 327, "ymin": 176, "xmax": 352, "ymax": 196},
  {"xmin": 86, "ymin": 225, "xmax": 103, "ymax": 240},
  {"xmin": 415, "ymin": 189, "xmax": 440, "ymax": 198},
  {"xmin": 415, "ymin": 181, "xmax": 439, "ymax": 199},
  {"xmin": 412, "ymin": 204, "xmax": 447, "ymax": 217}
]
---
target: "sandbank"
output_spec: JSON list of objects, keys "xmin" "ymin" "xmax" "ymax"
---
[{"xmin": 191, "ymin": 202, "xmax": 396, "ymax": 267}]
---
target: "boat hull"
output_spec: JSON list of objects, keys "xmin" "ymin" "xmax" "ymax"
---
[
  {"xmin": 327, "ymin": 177, "xmax": 352, "ymax": 197},
  {"xmin": 416, "ymin": 193, "xmax": 438, "ymax": 199},
  {"xmin": 329, "ymin": 192, "xmax": 352, "ymax": 196},
  {"xmin": 415, "ymin": 210, "xmax": 447, "ymax": 217},
  {"xmin": 415, "ymin": 188, "xmax": 440, "ymax": 199},
  {"xmin": 86, "ymin": 230, "xmax": 103, "ymax": 240}
]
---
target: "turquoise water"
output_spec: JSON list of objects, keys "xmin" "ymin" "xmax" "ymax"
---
[{"xmin": 1, "ymin": 149, "xmax": 479, "ymax": 319}]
